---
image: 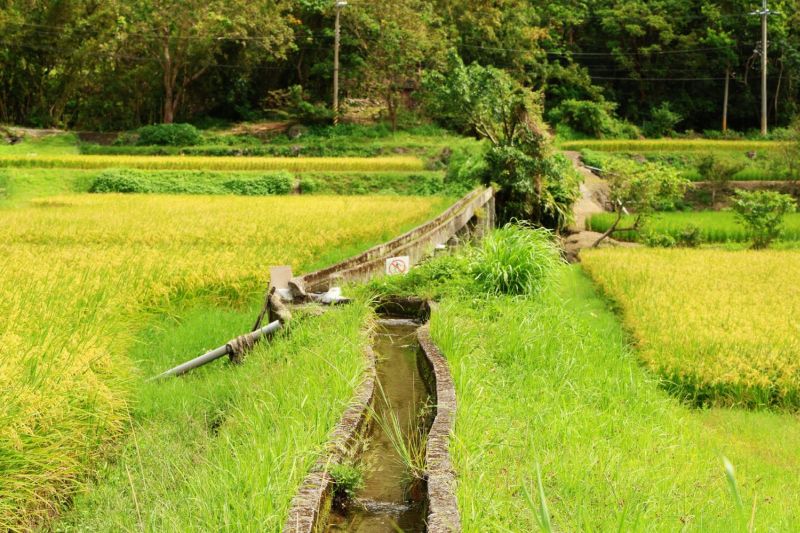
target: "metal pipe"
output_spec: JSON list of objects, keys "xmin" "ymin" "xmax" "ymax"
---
[{"xmin": 151, "ymin": 320, "xmax": 282, "ymax": 380}]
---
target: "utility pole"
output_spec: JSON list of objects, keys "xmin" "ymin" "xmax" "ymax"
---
[
  {"xmin": 722, "ymin": 67, "xmax": 730, "ymax": 134},
  {"xmin": 751, "ymin": 0, "xmax": 776, "ymax": 136},
  {"xmin": 333, "ymin": 0, "xmax": 347, "ymax": 126}
]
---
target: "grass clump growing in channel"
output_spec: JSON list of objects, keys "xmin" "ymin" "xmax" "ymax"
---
[{"xmin": 370, "ymin": 223, "xmax": 562, "ymax": 299}]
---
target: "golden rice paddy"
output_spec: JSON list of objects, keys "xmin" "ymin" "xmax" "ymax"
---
[
  {"xmin": 0, "ymin": 193, "xmax": 443, "ymax": 528},
  {"xmin": 582, "ymin": 248, "xmax": 800, "ymax": 408}
]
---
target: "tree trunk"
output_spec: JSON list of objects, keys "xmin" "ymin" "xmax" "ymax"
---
[
  {"xmin": 592, "ymin": 209, "xmax": 623, "ymax": 247},
  {"xmin": 387, "ymin": 88, "xmax": 398, "ymax": 132}
]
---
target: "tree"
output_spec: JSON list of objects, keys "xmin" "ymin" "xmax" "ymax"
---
[
  {"xmin": 732, "ymin": 189, "xmax": 797, "ymax": 249},
  {"xmin": 592, "ymin": 158, "xmax": 689, "ymax": 247},
  {"xmin": 345, "ymin": 0, "xmax": 445, "ymax": 130},
  {"xmin": 117, "ymin": 0, "xmax": 295, "ymax": 124},
  {"xmin": 697, "ymin": 154, "xmax": 743, "ymax": 206},
  {"xmin": 0, "ymin": 1, "xmax": 119, "ymax": 127},
  {"xmin": 425, "ymin": 52, "xmax": 580, "ymax": 229}
]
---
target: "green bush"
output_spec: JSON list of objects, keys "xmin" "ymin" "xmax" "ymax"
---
[
  {"xmin": 136, "ymin": 123, "xmax": 202, "ymax": 146},
  {"xmin": 89, "ymin": 170, "xmax": 153, "ymax": 193},
  {"xmin": 222, "ymin": 174, "xmax": 293, "ymax": 195},
  {"xmin": 732, "ymin": 189, "xmax": 798, "ymax": 249},
  {"xmin": 643, "ymin": 231, "xmax": 676, "ymax": 248},
  {"xmin": 444, "ymin": 146, "xmax": 488, "ymax": 194},
  {"xmin": 548, "ymin": 99, "xmax": 639, "ymax": 139},
  {"xmin": 643, "ymin": 103, "xmax": 682, "ymax": 138},
  {"xmin": 298, "ymin": 177, "xmax": 318, "ymax": 194},
  {"xmin": 676, "ymin": 224, "xmax": 702, "ymax": 247},
  {"xmin": 89, "ymin": 168, "xmax": 292, "ymax": 196}
]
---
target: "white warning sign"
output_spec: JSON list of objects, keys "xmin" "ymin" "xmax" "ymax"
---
[{"xmin": 385, "ymin": 256, "xmax": 410, "ymax": 276}]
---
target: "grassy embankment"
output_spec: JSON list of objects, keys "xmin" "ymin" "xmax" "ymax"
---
[
  {"xmin": 0, "ymin": 154, "xmax": 425, "ymax": 172},
  {"xmin": 0, "ymin": 131, "xmax": 480, "ymax": 200},
  {"xmin": 0, "ymin": 193, "xmax": 447, "ymax": 530},
  {"xmin": 80, "ymin": 124, "xmax": 479, "ymax": 159},
  {"xmin": 560, "ymin": 139, "xmax": 790, "ymax": 153},
  {"xmin": 566, "ymin": 140, "xmax": 793, "ymax": 182},
  {"xmin": 56, "ymin": 299, "xmax": 373, "ymax": 531},
  {"xmin": 587, "ymin": 211, "xmax": 800, "ymax": 243},
  {"xmin": 369, "ymin": 229, "xmax": 800, "ymax": 530},
  {"xmin": 434, "ymin": 267, "xmax": 800, "ymax": 531}
]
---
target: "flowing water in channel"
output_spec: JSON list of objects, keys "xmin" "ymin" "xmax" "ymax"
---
[{"xmin": 327, "ymin": 319, "xmax": 432, "ymax": 533}]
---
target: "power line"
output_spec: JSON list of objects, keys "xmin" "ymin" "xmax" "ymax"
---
[{"xmin": 459, "ymin": 42, "xmax": 740, "ymax": 57}]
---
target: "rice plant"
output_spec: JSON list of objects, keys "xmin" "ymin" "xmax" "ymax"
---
[
  {"xmin": 0, "ymin": 154, "xmax": 426, "ymax": 172},
  {"xmin": 561, "ymin": 139, "xmax": 790, "ymax": 153},
  {"xmin": 582, "ymin": 248, "xmax": 800, "ymax": 408}
]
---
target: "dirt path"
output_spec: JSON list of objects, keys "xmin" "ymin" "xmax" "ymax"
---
[
  {"xmin": 562, "ymin": 150, "xmax": 635, "ymax": 261},
  {"xmin": 563, "ymin": 150, "xmax": 608, "ymax": 232}
]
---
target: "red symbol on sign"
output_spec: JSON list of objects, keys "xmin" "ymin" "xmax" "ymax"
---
[{"xmin": 388, "ymin": 259, "xmax": 407, "ymax": 275}]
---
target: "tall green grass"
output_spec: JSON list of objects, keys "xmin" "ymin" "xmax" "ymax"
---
[
  {"xmin": 55, "ymin": 299, "xmax": 370, "ymax": 531},
  {"xmin": 587, "ymin": 211, "xmax": 800, "ymax": 243},
  {"xmin": 430, "ymin": 267, "xmax": 800, "ymax": 530},
  {"xmin": 561, "ymin": 139, "xmax": 790, "ymax": 153}
]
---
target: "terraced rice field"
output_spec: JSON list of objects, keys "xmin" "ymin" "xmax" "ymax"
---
[
  {"xmin": 582, "ymin": 248, "xmax": 800, "ymax": 407},
  {"xmin": 587, "ymin": 211, "xmax": 800, "ymax": 243},
  {"xmin": 0, "ymin": 154, "xmax": 426, "ymax": 172},
  {"xmin": 0, "ymin": 193, "xmax": 445, "ymax": 529}
]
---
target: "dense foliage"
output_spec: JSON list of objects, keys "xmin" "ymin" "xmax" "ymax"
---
[
  {"xmin": 732, "ymin": 189, "xmax": 798, "ymax": 247},
  {"xmin": 2, "ymin": 1, "xmax": 799, "ymax": 132}
]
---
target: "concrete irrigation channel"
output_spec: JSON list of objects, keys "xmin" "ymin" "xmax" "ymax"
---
[
  {"xmin": 154, "ymin": 188, "xmax": 493, "ymax": 531},
  {"xmin": 284, "ymin": 298, "xmax": 460, "ymax": 533}
]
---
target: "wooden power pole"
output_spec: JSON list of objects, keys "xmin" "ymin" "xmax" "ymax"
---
[
  {"xmin": 752, "ymin": 0, "xmax": 776, "ymax": 136},
  {"xmin": 333, "ymin": 0, "xmax": 347, "ymax": 126},
  {"xmin": 722, "ymin": 67, "xmax": 730, "ymax": 134}
]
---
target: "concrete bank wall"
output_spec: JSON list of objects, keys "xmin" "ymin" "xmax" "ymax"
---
[{"xmin": 301, "ymin": 187, "xmax": 495, "ymax": 292}]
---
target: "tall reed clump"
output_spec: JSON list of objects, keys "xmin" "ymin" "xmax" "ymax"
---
[
  {"xmin": 369, "ymin": 223, "xmax": 563, "ymax": 299},
  {"xmin": 470, "ymin": 224, "xmax": 563, "ymax": 296}
]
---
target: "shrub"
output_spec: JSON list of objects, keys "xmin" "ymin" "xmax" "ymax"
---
[
  {"xmin": 643, "ymin": 103, "xmax": 682, "ymax": 138},
  {"xmin": 89, "ymin": 168, "xmax": 293, "ymax": 196},
  {"xmin": 548, "ymin": 99, "xmax": 640, "ymax": 139},
  {"xmin": 676, "ymin": 224, "xmax": 702, "ymax": 247},
  {"xmin": 470, "ymin": 223, "xmax": 563, "ymax": 296},
  {"xmin": 298, "ymin": 177, "xmax": 318, "ymax": 194},
  {"xmin": 444, "ymin": 146, "xmax": 488, "ymax": 194},
  {"xmin": 643, "ymin": 231, "xmax": 676, "ymax": 248},
  {"xmin": 89, "ymin": 169, "xmax": 152, "ymax": 193},
  {"xmin": 223, "ymin": 173, "xmax": 293, "ymax": 195},
  {"xmin": 697, "ymin": 155, "xmax": 743, "ymax": 205},
  {"xmin": 732, "ymin": 189, "xmax": 797, "ymax": 249},
  {"xmin": 136, "ymin": 123, "xmax": 202, "ymax": 146}
]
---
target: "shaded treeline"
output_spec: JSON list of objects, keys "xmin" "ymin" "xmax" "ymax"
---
[{"xmin": 0, "ymin": 0, "xmax": 798, "ymax": 131}]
